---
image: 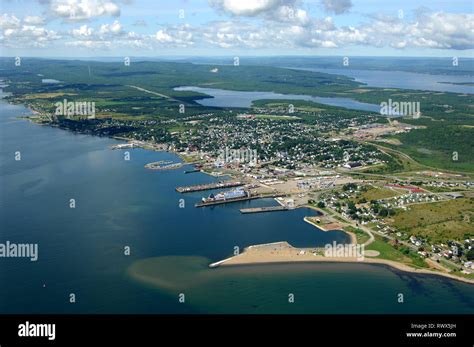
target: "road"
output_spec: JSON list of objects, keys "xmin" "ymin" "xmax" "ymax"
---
[
  {"xmin": 126, "ymin": 85, "xmax": 186, "ymax": 104},
  {"xmin": 323, "ymin": 205, "xmax": 463, "ymax": 272}
]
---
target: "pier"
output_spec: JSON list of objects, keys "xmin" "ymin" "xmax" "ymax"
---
[
  {"xmin": 195, "ymin": 195, "xmax": 259, "ymax": 207},
  {"xmin": 176, "ymin": 181, "xmax": 243, "ymax": 193},
  {"xmin": 240, "ymin": 206, "xmax": 289, "ymax": 214},
  {"xmin": 195, "ymin": 193, "xmax": 287, "ymax": 208}
]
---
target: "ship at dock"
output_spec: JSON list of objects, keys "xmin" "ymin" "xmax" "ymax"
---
[
  {"xmin": 202, "ymin": 187, "xmax": 249, "ymax": 203},
  {"xmin": 196, "ymin": 187, "xmax": 257, "ymax": 207}
]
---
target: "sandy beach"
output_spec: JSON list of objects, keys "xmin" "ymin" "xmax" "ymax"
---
[{"xmin": 209, "ymin": 241, "xmax": 474, "ymax": 285}]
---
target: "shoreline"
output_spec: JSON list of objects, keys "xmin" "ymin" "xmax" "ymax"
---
[
  {"xmin": 303, "ymin": 215, "xmax": 357, "ymax": 244},
  {"xmin": 209, "ymin": 241, "xmax": 474, "ymax": 285},
  {"xmin": 302, "ymin": 205, "xmax": 357, "ymax": 245},
  {"xmin": 4, "ymin": 94, "xmax": 473, "ymax": 286},
  {"xmin": 22, "ymin": 109, "xmax": 473, "ymax": 285}
]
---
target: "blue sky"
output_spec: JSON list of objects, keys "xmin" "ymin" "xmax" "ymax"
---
[{"xmin": 1, "ymin": 0, "xmax": 473, "ymax": 57}]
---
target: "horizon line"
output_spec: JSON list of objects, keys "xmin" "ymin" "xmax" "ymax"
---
[{"xmin": 1, "ymin": 55, "xmax": 474, "ymax": 59}]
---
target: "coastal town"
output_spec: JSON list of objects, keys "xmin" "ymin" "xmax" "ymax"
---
[
  {"xmin": 106, "ymin": 106, "xmax": 474, "ymax": 282},
  {"xmin": 3, "ymin": 55, "xmax": 473, "ymax": 285},
  {"xmin": 2, "ymin": 0, "xmax": 474, "ymax": 339}
]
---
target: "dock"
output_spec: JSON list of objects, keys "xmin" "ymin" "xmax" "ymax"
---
[
  {"xmin": 195, "ymin": 195, "xmax": 259, "ymax": 207},
  {"xmin": 195, "ymin": 193, "xmax": 287, "ymax": 208},
  {"xmin": 240, "ymin": 206, "xmax": 289, "ymax": 214},
  {"xmin": 176, "ymin": 181, "xmax": 243, "ymax": 193}
]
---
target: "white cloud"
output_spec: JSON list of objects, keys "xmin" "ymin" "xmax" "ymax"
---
[
  {"xmin": 320, "ymin": 0, "xmax": 353, "ymax": 15},
  {"xmin": 70, "ymin": 20, "xmax": 123, "ymax": 39},
  {"xmin": 0, "ymin": 14, "xmax": 21, "ymax": 30},
  {"xmin": 363, "ymin": 12, "xmax": 474, "ymax": 50},
  {"xmin": 72, "ymin": 24, "xmax": 93, "ymax": 37},
  {"xmin": 1, "ymin": 25, "xmax": 61, "ymax": 48},
  {"xmin": 2, "ymin": 3, "xmax": 472, "ymax": 53},
  {"xmin": 50, "ymin": 0, "xmax": 120, "ymax": 21},
  {"xmin": 201, "ymin": 21, "xmax": 273, "ymax": 49},
  {"xmin": 23, "ymin": 16, "xmax": 45, "ymax": 25},
  {"xmin": 197, "ymin": 9, "xmax": 473, "ymax": 51},
  {"xmin": 155, "ymin": 30, "xmax": 173, "ymax": 43},
  {"xmin": 154, "ymin": 25, "xmax": 194, "ymax": 47},
  {"xmin": 0, "ymin": 13, "xmax": 60, "ymax": 48},
  {"xmin": 273, "ymin": 5, "xmax": 310, "ymax": 25},
  {"xmin": 208, "ymin": 0, "xmax": 345, "ymax": 29},
  {"xmin": 209, "ymin": 0, "xmax": 309, "ymax": 25},
  {"xmin": 66, "ymin": 40, "xmax": 112, "ymax": 48},
  {"xmin": 209, "ymin": 0, "xmax": 290, "ymax": 17},
  {"xmin": 98, "ymin": 20, "xmax": 122, "ymax": 35},
  {"xmin": 66, "ymin": 20, "xmax": 150, "ymax": 50}
]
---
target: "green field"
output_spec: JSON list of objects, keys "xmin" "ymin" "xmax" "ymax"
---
[
  {"xmin": 344, "ymin": 226, "xmax": 370, "ymax": 244},
  {"xmin": 387, "ymin": 198, "xmax": 474, "ymax": 243},
  {"xmin": 366, "ymin": 235, "xmax": 428, "ymax": 268},
  {"xmin": 355, "ymin": 186, "xmax": 402, "ymax": 202}
]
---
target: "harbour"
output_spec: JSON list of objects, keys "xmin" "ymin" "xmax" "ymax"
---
[
  {"xmin": 195, "ymin": 188, "xmax": 289, "ymax": 207},
  {"xmin": 1, "ymin": 88, "xmax": 473, "ymax": 314}
]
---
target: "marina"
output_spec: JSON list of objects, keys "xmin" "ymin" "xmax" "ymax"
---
[{"xmin": 145, "ymin": 161, "xmax": 183, "ymax": 170}]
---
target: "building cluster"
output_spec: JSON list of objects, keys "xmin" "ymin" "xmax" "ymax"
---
[
  {"xmin": 318, "ymin": 183, "xmax": 473, "ymax": 272},
  {"xmin": 171, "ymin": 115, "xmax": 387, "ymax": 171}
]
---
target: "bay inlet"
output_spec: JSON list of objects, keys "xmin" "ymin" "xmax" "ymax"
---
[{"xmin": 174, "ymin": 86, "xmax": 381, "ymax": 112}]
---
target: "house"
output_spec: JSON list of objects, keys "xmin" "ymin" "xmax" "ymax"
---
[
  {"xmin": 447, "ymin": 192, "xmax": 463, "ymax": 199},
  {"xmin": 343, "ymin": 162, "xmax": 362, "ymax": 169}
]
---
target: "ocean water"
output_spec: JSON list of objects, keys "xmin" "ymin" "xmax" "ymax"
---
[
  {"xmin": 128, "ymin": 256, "xmax": 474, "ymax": 314},
  {"xmin": 0, "ymin": 89, "xmax": 473, "ymax": 314},
  {"xmin": 285, "ymin": 67, "xmax": 474, "ymax": 94},
  {"xmin": 0, "ymin": 90, "xmax": 348, "ymax": 313}
]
